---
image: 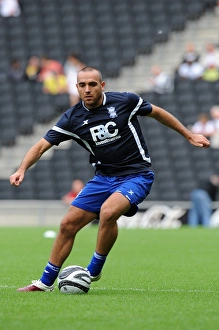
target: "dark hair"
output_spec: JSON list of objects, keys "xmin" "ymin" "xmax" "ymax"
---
[{"xmin": 78, "ymin": 66, "xmax": 103, "ymax": 81}]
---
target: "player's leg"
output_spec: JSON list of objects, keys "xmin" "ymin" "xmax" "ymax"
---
[
  {"xmin": 49, "ymin": 206, "xmax": 97, "ymax": 265},
  {"xmin": 96, "ymin": 192, "xmax": 130, "ymax": 254},
  {"xmin": 86, "ymin": 172, "xmax": 154, "ymax": 280},
  {"xmin": 17, "ymin": 206, "xmax": 97, "ymax": 292},
  {"xmin": 87, "ymin": 192, "xmax": 130, "ymax": 280}
]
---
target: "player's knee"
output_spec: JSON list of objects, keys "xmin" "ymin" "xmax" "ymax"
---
[
  {"xmin": 59, "ymin": 216, "xmax": 79, "ymax": 237},
  {"xmin": 100, "ymin": 204, "xmax": 116, "ymax": 223}
]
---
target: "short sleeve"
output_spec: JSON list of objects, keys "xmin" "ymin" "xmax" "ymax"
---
[
  {"xmin": 43, "ymin": 111, "xmax": 73, "ymax": 146},
  {"xmin": 127, "ymin": 92, "xmax": 152, "ymax": 116}
]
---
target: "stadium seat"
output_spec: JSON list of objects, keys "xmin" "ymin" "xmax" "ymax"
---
[
  {"xmin": 196, "ymin": 92, "xmax": 215, "ymax": 108},
  {"xmin": 36, "ymin": 105, "xmax": 56, "ymax": 124},
  {"xmin": 158, "ymin": 94, "xmax": 176, "ymax": 106},
  {"xmin": 176, "ymin": 91, "xmax": 198, "ymax": 108},
  {"xmin": 179, "ymin": 103, "xmax": 199, "ymax": 116},
  {"xmin": 35, "ymin": 181, "xmax": 57, "ymax": 200},
  {"xmin": 52, "ymin": 150, "xmax": 71, "ymax": 168},
  {"xmin": 169, "ymin": 13, "xmax": 186, "ymax": 31},
  {"xmin": 0, "ymin": 93, "xmax": 12, "ymax": 106},
  {"xmin": 191, "ymin": 148, "xmax": 214, "ymax": 177},
  {"xmin": 167, "ymin": 1, "xmax": 186, "ymax": 15},
  {"xmin": 1, "ymin": 128, "xmax": 17, "ymax": 147},
  {"xmin": 18, "ymin": 115, "xmax": 35, "ymax": 135},
  {"xmin": 140, "ymin": 92, "xmax": 158, "ymax": 105},
  {"xmin": 16, "ymin": 93, "xmax": 33, "ymax": 107},
  {"xmin": 146, "ymin": 188, "xmax": 161, "ymax": 201},
  {"xmin": 0, "ymin": 80, "xmax": 14, "ymax": 95},
  {"xmin": 14, "ymin": 180, "xmax": 36, "ymax": 200},
  {"xmin": 53, "ymin": 94, "xmax": 70, "ymax": 113},
  {"xmin": 27, "ymin": 38, "xmax": 44, "ymax": 56},
  {"xmin": 186, "ymin": 1, "xmax": 204, "ymax": 20},
  {"xmin": 102, "ymin": 57, "xmax": 121, "ymax": 78},
  {"xmin": 0, "ymin": 108, "xmax": 17, "ymax": 146},
  {"xmin": 119, "ymin": 38, "xmax": 137, "ymax": 66},
  {"xmin": 158, "ymin": 181, "xmax": 180, "ymax": 201},
  {"xmin": 0, "ymin": 180, "xmax": 16, "ymax": 199},
  {"xmin": 32, "ymin": 161, "xmax": 57, "ymax": 199},
  {"xmin": 35, "ymin": 93, "xmax": 56, "ymax": 123},
  {"xmin": 193, "ymin": 80, "xmax": 212, "ymax": 94}
]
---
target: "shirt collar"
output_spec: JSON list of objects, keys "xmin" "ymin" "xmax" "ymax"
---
[{"xmin": 82, "ymin": 93, "xmax": 106, "ymax": 111}]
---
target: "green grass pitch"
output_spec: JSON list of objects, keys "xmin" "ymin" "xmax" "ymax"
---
[{"xmin": 0, "ymin": 225, "xmax": 219, "ymax": 330}]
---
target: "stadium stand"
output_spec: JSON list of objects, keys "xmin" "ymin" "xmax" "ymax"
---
[{"xmin": 0, "ymin": 0, "xmax": 218, "ymax": 201}]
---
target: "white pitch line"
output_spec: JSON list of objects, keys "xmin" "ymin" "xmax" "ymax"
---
[
  {"xmin": 91, "ymin": 287, "xmax": 219, "ymax": 294},
  {"xmin": 1, "ymin": 285, "xmax": 218, "ymax": 294},
  {"xmin": 0, "ymin": 285, "xmax": 17, "ymax": 289}
]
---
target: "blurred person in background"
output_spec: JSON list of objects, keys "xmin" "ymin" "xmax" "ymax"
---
[
  {"xmin": 42, "ymin": 71, "xmax": 68, "ymax": 95},
  {"xmin": 190, "ymin": 113, "xmax": 215, "ymax": 138},
  {"xmin": 216, "ymin": 0, "xmax": 219, "ymax": 15},
  {"xmin": 64, "ymin": 53, "xmax": 85, "ymax": 106},
  {"xmin": 200, "ymin": 43, "xmax": 219, "ymax": 69},
  {"xmin": 177, "ymin": 56, "xmax": 204, "ymax": 80},
  {"xmin": 61, "ymin": 179, "xmax": 85, "ymax": 205},
  {"xmin": 181, "ymin": 42, "xmax": 200, "ymax": 64},
  {"xmin": 188, "ymin": 174, "xmax": 219, "ymax": 227},
  {"xmin": 0, "ymin": 0, "xmax": 21, "ymax": 17},
  {"xmin": 25, "ymin": 56, "xmax": 41, "ymax": 82},
  {"xmin": 148, "ymin": 65, "xmax": 174, "ymax": 94},
  {"xmin": 202, "ymin": 64, "xmax": 219, "ymax": 82},
  {"xmin": 8, "ymin": 59, "xmax": 26, "ymax": 82},
  {"xmin": 209, "ymin": 105, "xmax": 219, "ymax": 148},
  {"xmin": 37, "ymin": 55, "xmax": 64, "ymax": 83}
]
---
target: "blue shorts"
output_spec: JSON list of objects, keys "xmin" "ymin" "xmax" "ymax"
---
[{"xmin": 72, "ymin": 172, "xmax": 154, "ymax": 217}]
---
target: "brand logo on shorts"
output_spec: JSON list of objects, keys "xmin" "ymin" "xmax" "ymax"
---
[{"xmin": 127, "ymin": 190, "xmax": 134, "ymax": 195}]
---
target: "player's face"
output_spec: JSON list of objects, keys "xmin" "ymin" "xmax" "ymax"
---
[{"xmin": 76, "ymin": 70, "xmax": 105, "ymax": 109}]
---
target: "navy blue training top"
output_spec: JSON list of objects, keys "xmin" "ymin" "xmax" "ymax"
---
[{"xmin": 44, "ymin": 91, "xmax": 153, "ymax": 176}]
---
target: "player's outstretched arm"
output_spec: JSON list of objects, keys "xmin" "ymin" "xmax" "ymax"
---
[
  {"xmin": 148, "ymin": 105, "xmax": 210, "ymax": 148},
  {"xmin": 9, "ymin": 138, "xmax": 53, "ymax": 187}
]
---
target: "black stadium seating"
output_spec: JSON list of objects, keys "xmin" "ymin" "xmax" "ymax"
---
[{"xmin": 0, "ymin": 0, "xmax": 218, "ymax": 201}]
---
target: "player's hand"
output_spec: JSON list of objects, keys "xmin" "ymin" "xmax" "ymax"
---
[
  {"xmin": 9, "ymin": 171, "xmax": 24, "ymax": 186},
  {"xmin": 188, "ymin": 133, "xmax": 210, "ymax": 148}
]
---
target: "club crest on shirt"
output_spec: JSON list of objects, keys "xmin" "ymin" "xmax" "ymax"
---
[{"xmin": 107, "ymin": 107, "xmax": 117, "ymax": 118}]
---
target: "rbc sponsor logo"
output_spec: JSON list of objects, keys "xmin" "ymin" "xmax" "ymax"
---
[{"xmin": 90, "ymin": 121, "xmax": 119, "ymax": 143}]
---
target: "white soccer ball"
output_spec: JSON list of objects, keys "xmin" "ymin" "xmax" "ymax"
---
[{"xmin": 57, "ymin": 265, "xmax": 91, "ymax": 294}]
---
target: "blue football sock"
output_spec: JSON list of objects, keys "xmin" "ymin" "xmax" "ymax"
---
[
  {"xmin": 40, "ymin": 262, "xmax": 61, "ymax": 286},
  {"xmin": 87, "ymin": 252, "xmax": 107, "ymax": 276}
]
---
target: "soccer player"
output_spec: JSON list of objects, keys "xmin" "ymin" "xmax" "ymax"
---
[{"xmin": 10, "ymin": 67, "xmax": 210, "ymax": 292}]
